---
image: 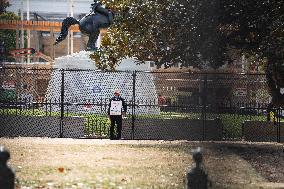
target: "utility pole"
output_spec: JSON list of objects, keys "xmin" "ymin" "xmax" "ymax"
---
[
  {"xmin": 67, "ymin": 0, "xmax": 70, "ymax": 55},
  {"xmin": 67, "ymin": 0, "xmax": 74, "ymax": 55},
  {"xmin": 70, "ymin": 0, "xmax": 74, "ymax": 54},
  {"xmin": 27, "ymin": 0, "xmax": 30, "ymax": 63},
  {"xmin": 20, "ymin": 0, "xmax": 24, "ymax": 63}
]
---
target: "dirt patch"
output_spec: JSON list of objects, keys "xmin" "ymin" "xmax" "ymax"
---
[
  {"xmin": 215, "ymin": 142, "xmax": 284, "ymax": 183},
  {"xmin": 0, "ymin": 138, "xmax": 284, "ymax": 189}
]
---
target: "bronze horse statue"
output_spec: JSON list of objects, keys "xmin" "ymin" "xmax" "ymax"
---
[
  {"xmin": 54, "ymin": 1, "xmax": 114, "ymax": 50},
  {"xmin": 266, "ymin": 56, "xmax": 284, "ymax": 121}
]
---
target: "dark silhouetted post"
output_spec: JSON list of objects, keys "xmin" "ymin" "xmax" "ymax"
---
[
  {"xmin": 0, "ymin": 146, "xmax": 15, "ymax": 189},
  {"xmin": 186, "ymin": 147, "xmax": 208, "ymax": 189}
]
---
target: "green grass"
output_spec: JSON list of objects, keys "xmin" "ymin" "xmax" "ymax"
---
[
  {"xmin": 0, "ymin": 108, "xmax": 277, "ymax": 139},
  {"xmin": 219, "ymin": 113, "xmax": 267, "ymax": 138}
]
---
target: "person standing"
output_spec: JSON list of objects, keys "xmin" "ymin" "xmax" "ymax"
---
[
  {"xmin": 158, "ymin": 94, "xmax": 166, "ymax": 105},
  {"xmin": 107, "ymin": 89, "xmax": 127, "ymax": 140}
]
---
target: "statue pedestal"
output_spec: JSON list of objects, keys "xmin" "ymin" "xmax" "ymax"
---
[
  {"xmin": 45, "ymin": 51, "xmax": 159, "ymax": 115},
  {"xmin": 53, "ymin": 51, "xmax": 95, "ymax": 70}
]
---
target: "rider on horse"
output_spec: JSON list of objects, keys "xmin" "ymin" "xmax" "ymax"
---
[
  {"xmin": 54, "ymin": 0, "xmax": 114, "ymax": 51},
  {"xmin": 88, "ymin": 1, "xmax": 114, "ymax": 30}
]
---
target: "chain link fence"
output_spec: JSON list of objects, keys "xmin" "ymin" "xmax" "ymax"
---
[{"xmin": 0, "ymin": 67, "xmax": 283, "ymax": 142}]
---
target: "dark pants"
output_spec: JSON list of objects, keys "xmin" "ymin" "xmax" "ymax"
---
[{"xmin": 109, "ymin": 115, "xmax": 122, "ymax": 139}]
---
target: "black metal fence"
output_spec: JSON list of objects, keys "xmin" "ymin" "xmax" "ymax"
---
[{"xmin": 0, "ymin": 67, "xmax": 283, "ymax": 142}]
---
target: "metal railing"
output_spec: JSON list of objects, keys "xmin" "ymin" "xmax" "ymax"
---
[{"xmin": 0, "ymin": 67, "xmax": 283, "ymax": 142}]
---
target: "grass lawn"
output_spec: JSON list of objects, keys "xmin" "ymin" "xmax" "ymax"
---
[{"xmin": 0, "ymin": 138, "xmax": 284, "ymax": 189}]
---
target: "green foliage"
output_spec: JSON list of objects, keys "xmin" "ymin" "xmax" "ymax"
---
[
  {"xmin": 89, "ymin": 47, "xmax": 116, "ymax": 71},
  {"xmin": 1, "ymin": 108, "xmax": 111, "ymax": 137},
  {"xmin": 90, "ymin": 0, "xmax": 163, "ymax": 69},
  {"xmin": 83, "ymin": 114, "xmax": 110, "ymax": 137},
  {"xmin": 0, "ymin": 107, "xmax": 272, "ymax": 139},
  {"xmin": 220, "ymin": 113, "xmax": 267, "ymax": 138},
  {"xmin": 220, "ymin": 0, "xmax": 284, "ymax": 63},
  {"xmin": 0, "ymin": 12, "xmax": 20, "ymax": 53},
  {"xmin": 94, "ymin": 0, "xmax": 284, "ymax": 70},
  {"xmin": 0, "ymin": 89, "xmax": 17, "ymax": 102},
  {"xmin": 0, "ymin": 10, "xmax": 18, "ymax": 20},
  {"xmin": 0, "ymin": 0, "xmax": 10, "ymax": 14}
]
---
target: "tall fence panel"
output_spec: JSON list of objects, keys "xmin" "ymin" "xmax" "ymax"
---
[
  {"xmin": 127, "ymin": 71, "xmax": 223, "ymax": 140},
  {"xmin": 0, "ymin": 67, "xmax": 283, "ymax": 142}
]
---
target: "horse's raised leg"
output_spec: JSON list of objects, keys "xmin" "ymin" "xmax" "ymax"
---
[
  {"xmin": 54, "ymin": 17, "xmax": 79, "ymax": 45},
  {"xmin": 86, "ymin": 33, "xmax": 99, "ymax": 51}
]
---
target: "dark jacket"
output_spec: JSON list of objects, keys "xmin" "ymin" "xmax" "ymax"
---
[{"xmin": 107, "ymin": 96, "xmax": 127, "ymax": 115}]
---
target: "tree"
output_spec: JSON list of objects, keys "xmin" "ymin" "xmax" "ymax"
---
[
  {"xmin": 90, "ymin": 0, "xmax": 162, "ymax": 69},
  {"xmin": 151, "ymin": 0, "xmax": 227, "ymax": 69},
  {"xmin": 98, "ymin": 0, "xmax": 231, "ymax": 69},
  {"xmin": 0, "ymin": 12, "xmax": 20, "ymax": 52},
  {"xmin": 94, "ymin": 0, "xmax": 284, "ymax": 70},
  {"xmin": 219, "ymin": 0, "xmax": 284, "ymax": 61},
  {"xmin": 0, "ymin": 0, "xmax": 9, "ymax": 14},
  {"xmin": 0, "ymin": 1, "xmax": 20, "ymax": 61}
]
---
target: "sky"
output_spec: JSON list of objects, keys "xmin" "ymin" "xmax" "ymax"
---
[{"xmin": 7, "ymin": 0, "xmax": 92, "ymax": 15}]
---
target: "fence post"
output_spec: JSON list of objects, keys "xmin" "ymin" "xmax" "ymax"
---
[
  {"xmin": 60, "ymin": 69, "xmax": 65, "ymax": 138},
  {"xmin": 131, "ymin": 71, "xmax": 137, "ymax": 140},
  {"xmin": 0, "ymin": 146, "xmax": 15, "ymax": 189},
  {"xmin": 186, "ymin": 147, "xmax": 208, "ymax": 189},
  {"xmin": 202, "ymin": 74, "xmax": 208, "ymax": 141},
  {"xmin": 277, "ymin": 108, "xmax": 281, "ymax": 143}
]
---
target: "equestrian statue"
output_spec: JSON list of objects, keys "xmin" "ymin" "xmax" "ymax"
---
[
  {"xmin": 266, "ymin": 53, "xmax": 284, "ymax": 121},
  {"xmin": 54, "ymin": 0, "xmax": 114, "ymax": 51}
]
